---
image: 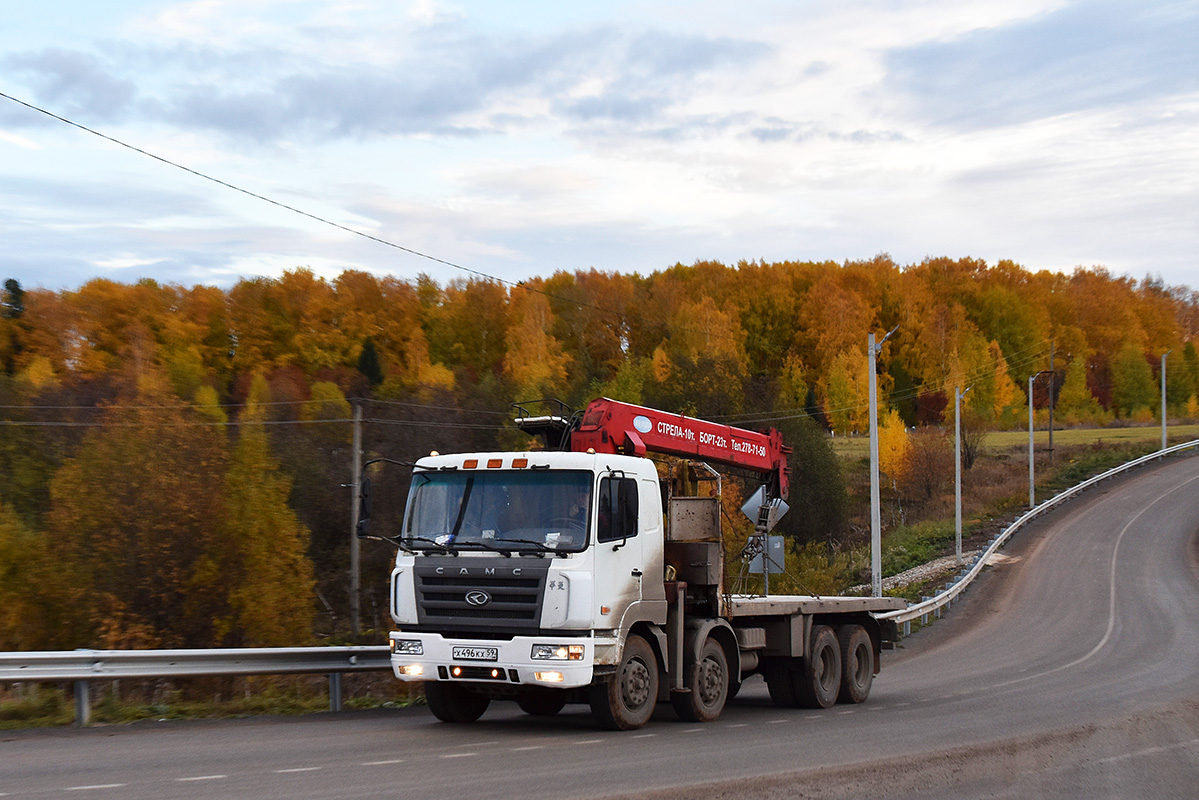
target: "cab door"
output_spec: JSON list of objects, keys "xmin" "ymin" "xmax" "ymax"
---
[{"xmin": 591, "ymin": 472, "xmax": 666, "ymax": 628}]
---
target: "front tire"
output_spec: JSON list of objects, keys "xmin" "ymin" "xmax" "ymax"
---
[
  {"xmin": 589, "ymin": 634, "xmax": 659, "ymax": 730},
  {"xmin": 671, "ymin": 637, "xmax": 730, "ymax": 722},
  {"xmin": 424, "ymin": 682, "xmax": 490, "ymax": 723}
]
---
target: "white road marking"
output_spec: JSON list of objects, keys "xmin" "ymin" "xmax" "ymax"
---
[
  {"xmin": 990, "ymin": 472, "xmax": 1199, "ymax": 694},
  {"xmin": 66, "ymin": 785, "xmax": 126, "ymax": 791},
  {"xmin": 574, "ymin": 739, "xmax": 603, "ymax": 744},
  {"xmin": 511, "ymin": 746, "xmax": 545, "ymax": 751},
  {"xmin": 361, "ymin": 759, "xmax": 405, "ymax": 765},
  {"xmin": 176, "ymin": 775, "xmax": 227, "ymax": 782},
  {"xmin": 275, "ymin": 767, "xmax": 321, "ymax": 773},
  {"xmin": 441, "ymin": 752, "xmax": 477, "ymax": 758}
]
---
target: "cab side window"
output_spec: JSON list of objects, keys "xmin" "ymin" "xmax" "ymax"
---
[{"xmin": 597, "ymin": 476, "xmax": 639, "ymax": 543}]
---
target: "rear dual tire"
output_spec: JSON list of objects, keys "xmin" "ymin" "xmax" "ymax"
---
[
  {"xmin": 765, "ymin": 624, "xmax": 873, "ymax": 709},
  {"xmin": 837, "ymin": 624, "xmax": 874, "ymax": 704},
  {"xmin": 795, "ymin": 625, "xmax": 842, "ymax": 708}
]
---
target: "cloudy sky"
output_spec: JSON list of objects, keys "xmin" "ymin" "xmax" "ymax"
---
[{"xmin": 1, "ymin": 0, "xmax": 1195, "ymax": 292}]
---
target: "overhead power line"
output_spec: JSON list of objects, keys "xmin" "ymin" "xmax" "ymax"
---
[
  {"xmin": 0, "ymin": 90, "xmax": 645, "ymax": 333},
  {"xmin": 0, "ymin": 90, "xmax": 752, "ymax": 351}
]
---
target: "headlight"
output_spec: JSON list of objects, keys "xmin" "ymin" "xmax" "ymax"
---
[
  {"xmin": 531, "ymin": 644, "xmax": 585, "ymax": 661},
  {"xmin": 392, "ymin": 639, "xmax": 423, "ymax": 655}
]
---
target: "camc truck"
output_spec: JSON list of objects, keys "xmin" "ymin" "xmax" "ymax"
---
[{"xmin": 357, "ymin": 398, "xmax": 905, "ymax": 730}]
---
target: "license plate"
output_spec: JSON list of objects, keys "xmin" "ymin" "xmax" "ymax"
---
[{"xmin": 452, "ymin": 646, "xmax": 499, "ymax": 662}]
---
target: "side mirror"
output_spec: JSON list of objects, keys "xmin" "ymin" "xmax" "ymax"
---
[{"xmin": 356, "ymin": 476, "xmax": 372, "ymax": 538}]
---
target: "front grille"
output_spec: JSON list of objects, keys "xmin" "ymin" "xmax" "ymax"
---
[{"xmin": 415, "ymin": 558, "xmax": 550, "ymax": 633}]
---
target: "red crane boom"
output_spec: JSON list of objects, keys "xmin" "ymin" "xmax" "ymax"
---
[{"xmin": 567, "ymin": 398, "xmax": 790, "ymax": 501}]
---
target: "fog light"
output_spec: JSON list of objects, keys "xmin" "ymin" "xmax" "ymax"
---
[
  {"xmin": 534, "ymin": 671, "xmax": 565, "ymax": 683},
  {"xmin": 398, "ymin": 664, "xmax": 424, "ymax": 677}
]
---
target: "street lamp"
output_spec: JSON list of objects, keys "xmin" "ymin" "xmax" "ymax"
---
[
  {"xmin": 868, "ymin": 324, "xmax": 898, "ymax": 597},
  {"xmin": 955, "ymin": 385, "xmax": 972, "ymax": 566},
  {"xmin": 1028, "ymin": 370, "xmax": 1053, "ymax": 508},
  {"xmin": 1162, "ymin": 350, "xmax": 1173, "ymax": 451}
]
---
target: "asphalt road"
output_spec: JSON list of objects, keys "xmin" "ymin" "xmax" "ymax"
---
[{"xmin": 3, "ymin": 453, "xmax": 1198, "ymax": 799}]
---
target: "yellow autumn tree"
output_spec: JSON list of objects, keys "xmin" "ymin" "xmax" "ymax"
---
[
  {"xmin": 504, "ymin": 288, "xmax": 570, "ymax": 401},
  {"xmin": 877, "ymin": 408, "xmax": 911, "ymax": 486},
  {"xmin": 220, "ymin": 374, "xmax": 317, "ymax": 646},
  {"xmin": 989, "ymin": 340, "xmax": 1020, "ymax": 420}
]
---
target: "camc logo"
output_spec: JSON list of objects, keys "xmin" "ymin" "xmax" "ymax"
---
[{"xmin": 464, "ymin": 590, "xmax": 491, "ymax": 606}]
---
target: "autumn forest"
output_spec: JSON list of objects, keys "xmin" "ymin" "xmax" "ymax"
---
[{"xmin": 1, "ymin": 256, "xmax": 1198, "ymax": 652}]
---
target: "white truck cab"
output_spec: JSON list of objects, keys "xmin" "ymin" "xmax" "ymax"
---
[{"xmin": 387, "ymin": 450, "xmax": 666, "ymax": 693}]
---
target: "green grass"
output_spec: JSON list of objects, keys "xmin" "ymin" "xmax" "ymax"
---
[{"xmin": 878, "ymin": 520, "xmax": 957, "ymax": 576}]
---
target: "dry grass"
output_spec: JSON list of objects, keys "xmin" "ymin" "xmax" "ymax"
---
[{"xmin": 830, "ymin": 423, "xmax": 1199, "ymax": 463}]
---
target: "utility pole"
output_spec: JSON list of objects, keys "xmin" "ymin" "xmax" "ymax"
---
[
  {"xmin": 1028, "ymin": 375, "xmax": 1035, "ymax": 508},
  {"xmin": 350, "ymin": 402, "xmax": 363, "ymax": 637},
  {"xmin": 1028, "ymin": 370, "xmax": 1053, "ymax": 508},
  {"xmin": 1162, "ymin": 350, "xmax": 1172, "ymax": 450},
  {"xmin": 955, "ymin": 385, "xmax": 971, "ymax": 566},
  {"xmin": 868, "ymin": 325, "xmax": 898, "ymax": 597},
  {"xmin": 1047, "ymin": 339, "xmax": 1055, "ymax": 464}
]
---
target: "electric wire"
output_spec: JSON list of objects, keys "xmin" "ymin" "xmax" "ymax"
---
[{"xmin": 0, "ymin": 90, "xmax": 647, "ymax": 340}]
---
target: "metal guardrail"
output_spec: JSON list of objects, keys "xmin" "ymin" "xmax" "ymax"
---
[
  {"xmin": 878, "ymin": 439, "xmax": 1199, "ymax": 631},
  {"xmin": 0, "ymin": 646, "xmax": 392, "ymax": 725}
]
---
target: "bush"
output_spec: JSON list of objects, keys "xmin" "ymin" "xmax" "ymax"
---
[{"xmin": 900, "ymin": 428, "xmax": 953, "ymax": 502}]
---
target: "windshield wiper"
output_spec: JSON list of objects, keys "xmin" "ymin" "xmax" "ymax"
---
[
  {"xmin": 454, "ymin": 540, "xmax": 513, "ymax": 557},
  {"xmin": 497, "ymin": 538, "xmax": 558, "ymax": 557},
  {"xmin": 404, "ymin": 536, "xmax": 458, "ymax": 556}
]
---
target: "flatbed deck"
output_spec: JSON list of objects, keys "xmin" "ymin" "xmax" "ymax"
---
[{"xmin": 727, "ymin": 594, "xmax": 907, "ymax": 617}]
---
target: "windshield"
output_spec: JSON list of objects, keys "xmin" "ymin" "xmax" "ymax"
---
[{"xmin": 403, "ymin": 469, "xmax": 592, "ymax": 553}]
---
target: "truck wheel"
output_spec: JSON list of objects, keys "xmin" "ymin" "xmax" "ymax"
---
[
  {"xmin": 671, "ymin": 637, "xmax": 730, "ymax": 722},
  {"xmin": 836, "ymin": 625, "xmax": 873, "ymax": 704},
  {"xmin": 764, "ymin": 659, "xmax": 800, "ymax": 708},
  {"xmin": 424, "ymin": 682, "xmax": 490, "ymax": 723},
  {"xmin": 517, "ymin": 689, "xmax": 567, "ymax": 717},
  {"xmin": 589, "ymin": 634, "xmax": 659, "ymax": 730},
  {"xmin": 796, "ymin": 625, "xmax": 842, "ymax": 709}
]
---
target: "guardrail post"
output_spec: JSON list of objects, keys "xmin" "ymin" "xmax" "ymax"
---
[
  {"xmin": 74, "ymin": 679, "xmax": 91, "ymax": 727},
  {"xmin": 329, "ymin": 672, "xmax": 343, "ymax": 712}
]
